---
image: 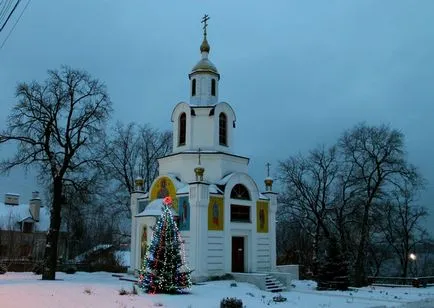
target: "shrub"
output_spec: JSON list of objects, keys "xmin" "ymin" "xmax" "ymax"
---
[
  {"xmin": 209, "ymin": 273, "xmax": 234, "ymax": 281},
  {"xmin": 0, "ymin": 263, "xmax": 7, "ymax": 274},
  {"xmin": 273, "ymin": 294, "xmax": 287, "ymax": 302},
  {"xmin": 220, "ymin": 297, "xmax": 243, "ymax": 308},
  {"xmin": 119, "ymin": 285, "xmax": 138, "ymax": 296},
  {"xmin": 64, "ymin": 266, "xmax": 77, "ymax": 274},
  {"xmin": 32, "ymin": 261, "xmax": 44, "ymax": 275}
]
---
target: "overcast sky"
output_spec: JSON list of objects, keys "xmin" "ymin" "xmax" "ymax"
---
[{"xmin": 1, "ymin": 1, "xmax": 434, "ymax": 231}]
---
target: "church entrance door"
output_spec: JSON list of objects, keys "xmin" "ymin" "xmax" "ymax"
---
[{"xmin": 231, "ymin": 236, "xmax": 245, "ymax": 272}]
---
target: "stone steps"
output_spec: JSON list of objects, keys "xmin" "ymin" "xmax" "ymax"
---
[{"xmin": 265, "ymin": 275, "xmax": 285, "ymax": 293}]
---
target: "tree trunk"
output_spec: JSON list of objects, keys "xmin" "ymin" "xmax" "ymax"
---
[
  {"xmin": 403, "ymin": 259, "xmax": 408, "ymax": 278},
  {"xmin": 42, "ymin": 177, "xmax": 63, "ymax": 280},
  {"xmin": 353, "ymin": 203, "xmax": 370, "ymax": 287},
  {"xmin": 312, "ymin": 224, "xmax": 320, "ymax": 276}
]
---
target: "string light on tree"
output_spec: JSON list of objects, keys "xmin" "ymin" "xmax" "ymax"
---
[{"xmin": 137, "ymin": 196, "xmax": 192, "ymax": 294}]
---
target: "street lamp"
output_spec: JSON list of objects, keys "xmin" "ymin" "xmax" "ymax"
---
[{"xmin": 409, "ymin": 253, "xmax": 417, "ymax": 278}]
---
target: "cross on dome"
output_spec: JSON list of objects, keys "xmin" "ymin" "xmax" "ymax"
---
[
  {"xmin": 201, "ymin": 14, "xmax": 210, "ymax": 37},
  {"xmin": 200, "ymin": 14, "xmax": 210, "ymax": 53}
]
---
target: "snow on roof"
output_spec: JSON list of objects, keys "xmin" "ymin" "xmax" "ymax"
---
[
  {"xmin": 114, "ymin": 250, "xmax": 130, "ymax": 267},
  {"xmin": 0, "ymin": 202, "xmax": 51, "ymax": 231},
  {"xmin": 138, "ymin": 192, "xmax": 149, "ymax": 198},
  {"xmin": 180, "ymin": 149, "xmax": 219, "ymax": 153},
  {"xmin": 216, "ymin": 173, "xmax": 235, "ymax": 186},
  {"xmin": 166, "ymin": 173, "xmax": 188, "ymax": 190},
  {"xmin": 136, "ymin": 198, "xmax": 178, "ymax": 217},
  {"xmin": 209, "ymin": 184, "xmax": 223, "ymax": 194},
  {"xmin": 258, "ymin": 193, "xmax": 270, "ymax": 200},
  {"xmin": 176, "ymin": 185, "xmax": 189, "ymax": 194},
  {"xmin": 74, "ymin": 244, "xmax": 113, "ymax": 262}
]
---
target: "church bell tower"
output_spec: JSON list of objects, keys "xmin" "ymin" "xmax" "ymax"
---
[{"xmin": 170, "ymin": 15, "xmax": 236, "ymax": 159}]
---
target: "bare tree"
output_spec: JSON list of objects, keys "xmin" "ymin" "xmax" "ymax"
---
[
  {"xmin": 378, "ymin": 180, "xmax": 427, "ymax": 277},
  {"xmin": 104, "ymin": 122, "xmax": 172, "ymax": 212},
  {"xmin": 339, "ymin": 123, "xmax": 420, "ymax": 286},
  {"xmin": 137, "ymin": 124, "xmax": 172, "ymax": 191},
  {"xmin": 278, "ymin": 145, "xmax": 338, "ymax": 273},
  {"xmin": 276, "ymin": 217, "xmax": 315, "ymax": 278},
  {"xmin": 0, "ymin": 66, "xmax": 112, "ymax": 280},
  {"xmin": 329, "ymin": 165, "xmax": 363, "ymax": 263}
]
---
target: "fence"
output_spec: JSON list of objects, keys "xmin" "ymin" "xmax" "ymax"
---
[
  {"xmin": 0, "ymin": 258, "xmax": 128, "ymax": 273},
  {"xmin": 368, "ymin": 276, "xmax": 434, "ymax": 288}
]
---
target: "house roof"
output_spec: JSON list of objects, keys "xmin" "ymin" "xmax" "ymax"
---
[{"xmin": 0, "ymin": 202, "xmax": 50, "ymax": 231}]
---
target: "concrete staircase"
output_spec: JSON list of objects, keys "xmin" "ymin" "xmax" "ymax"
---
[{"xmin": 265, "ymin": 275, "xmax": 286, "ymax": 293}]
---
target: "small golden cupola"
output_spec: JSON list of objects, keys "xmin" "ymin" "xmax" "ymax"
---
[
  {"xmin": 194, "ymin": 148, "xmax": 205, "ymax": 181},
  {"xmin": 135, "ymin": 177, "xmax": 144, "ymax": 191},
  {"xmin": 264, "ymin": 163, "xmax": 274, "ymax": 191}
]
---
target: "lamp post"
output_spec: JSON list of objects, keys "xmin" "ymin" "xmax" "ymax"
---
[{"xmin": 409, "ymin": 253, "xmax": 417, "ymax": 277}]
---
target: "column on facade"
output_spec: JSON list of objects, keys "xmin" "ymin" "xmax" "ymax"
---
[
  {"xmin": 262, "ymin": 191, "xmax": 278, "ymax": 271},
  {"xmin": 188, "ymin": 182, "xmax": 209, "ymax": 280},
  {"xmin": 130, "ymin": 178, "xmax": 145, "ymax": 274}
]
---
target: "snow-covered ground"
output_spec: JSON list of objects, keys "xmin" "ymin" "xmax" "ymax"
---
[{"xmin": 1, "ymin": 272, "xmax": 434, "ymax": 308}]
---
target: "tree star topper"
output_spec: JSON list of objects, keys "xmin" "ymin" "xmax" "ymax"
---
[{"xmin": 163, "ymin": 196, "xmax": 173, "ymax": 206}]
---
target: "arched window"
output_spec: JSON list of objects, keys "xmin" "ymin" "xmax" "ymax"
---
[
  {"xmin": 179, "ymin": 112, "xmax": 186, "ymax": 146},
  {"xmin": 219, "ymin": 112, "xmax": 227, "ymax": 146},
  {"xmin": 230, "ymin": 184, "xmax": 250, "ymax": 200},
  {"xmin": 191, "ymin": 79, "xmax": 196, "ymax": 96},
  {"xmin": 211, "ymin": 79, "xmax": 216, "ymax": 96}
]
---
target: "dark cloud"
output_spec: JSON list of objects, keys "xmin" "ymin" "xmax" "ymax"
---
[{"xmin": 1, "ymin": 0, "xmax": 434, "ymax": 230}]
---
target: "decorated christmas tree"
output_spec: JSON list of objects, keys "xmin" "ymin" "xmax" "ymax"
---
[{"xmin": 137, "ymin": 196, "xmax": 192, "ymax": 294}]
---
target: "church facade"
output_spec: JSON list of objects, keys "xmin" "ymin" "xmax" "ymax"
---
[{"xmin": 130, "ymin": 23, "xmax": 277, "ymax": 281}]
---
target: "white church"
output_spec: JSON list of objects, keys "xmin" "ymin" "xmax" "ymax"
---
[{"xmin": 130, "ymin": 18, "xmax": 288, "ymax": 283}]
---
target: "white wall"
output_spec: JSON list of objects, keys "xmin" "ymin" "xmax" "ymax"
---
[
  {"xmin": 158, "ymin": 153, "xmax": 249, "ymax": 184},
  {"xmin": 170, "ymin": 102, "xmax": 236, "ymax": 154},
  {"xmin": 207, "ymin": 232, "xmax": 225, "ymax": 274},
  {"xmin": 256, "ymin": 235, "xmax": 271, "ymax": 272}
]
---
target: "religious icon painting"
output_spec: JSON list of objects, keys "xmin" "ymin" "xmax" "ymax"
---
[
  {"xmin": 149, "ymin": 176, "xmax": 178, "ymax": 211},
  {"xmin": 256, "ymin": 201, "xmax": 269, "ymax": 233},
  {"xmin": 208, "ymin": 196, "xmax": 224, "ymax": 231},
  {"xmin": 178, "ymin": 196, "xmax": 190, "ymax": 231}
]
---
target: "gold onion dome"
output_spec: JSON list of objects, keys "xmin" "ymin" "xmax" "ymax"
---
[
  {"xmin": 190, "ymin": 37, "xmax": 219, "ymax": 76},
  {"xmin": 194, "ymin": 166, "xmax": 205, "ymax": 176},
  {"xmin": 191, "ymin": 58, "xmax": 219, "ymax": 75},
  {"xmin": 264, "ymin": 177, "xmax": 274, "ymax": 186},
  {"xmin": 194, "ymin": 165, "xmax": 205, "ymax": 181},
  {"xmin": 200, "ymin": 38, "xmax": 210, "ymax": 53}
]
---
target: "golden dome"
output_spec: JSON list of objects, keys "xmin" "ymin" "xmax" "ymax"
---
[
  {"xmin": 194, "ymin": 166, "xmax": 205, "ymax": 176},
  {"xmin": 264, "ymin": 178, "xmax": 274, "ymax": 186},
  {"xmin": 191, "ymin": 58, "xmax": 219, "ymax": 75},
  {"xmin": 200, "ymin": 38, "xmax": 210, "ymax": 53}
]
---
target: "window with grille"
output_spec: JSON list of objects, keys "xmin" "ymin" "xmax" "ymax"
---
[
  {"xmin": 230, "ymin": 205, "xmax": 250, "ymax": 223},
  {"xmin": 230, "ymin": 184, "xmax": 250, "ymax": 200}
]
